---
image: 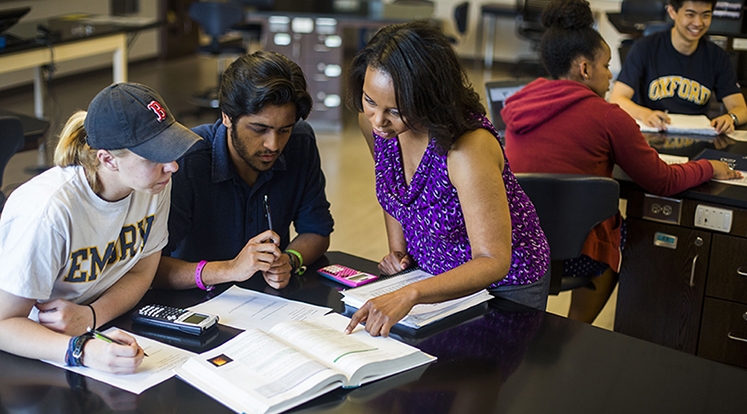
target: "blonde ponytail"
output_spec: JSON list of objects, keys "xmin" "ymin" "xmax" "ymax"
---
[{"xmin": 54, "ymin": 111, "xmax": 104, "ymax": 193}]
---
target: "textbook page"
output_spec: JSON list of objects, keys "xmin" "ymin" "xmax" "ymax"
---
[
  {"xmin": 176, "ymin": 329, "xmax": 344, "ymax": 414},
  {"xmin": 341, "ymin": 269, "xmax": 493, "ymax": 328},
  {"xmin": 637, "ymin": 114, "xmax": 717, "ymax": 135},
  {"xmin": 270, "ymin": 313, "xmax": 435, "ymax": 386},
  {"xmin": 188, "ymin": 285, "xmax": 331, "ymax": 332},
  {"xmin": 45, "ymin": 328, "xmax": 194, "ymax": 394},
  {"xmin": 175, "ymin": 313, "xmax": 435, "ymax": 414}
]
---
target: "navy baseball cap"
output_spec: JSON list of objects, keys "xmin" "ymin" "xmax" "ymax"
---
[{"xmin": 84, "ymin": 83, "xmax": 201, "ymax": 163}]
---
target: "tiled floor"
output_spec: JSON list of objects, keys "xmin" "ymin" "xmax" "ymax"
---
[{"xmin": 0, "ymin": 54, "xmax": 617, "ymax": 330}]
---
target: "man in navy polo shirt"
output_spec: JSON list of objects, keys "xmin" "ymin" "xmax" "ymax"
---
[
  {"xmin": 610, "ymin": 0, "xmax": 747, "ymax": 134},
  {"xmin": 153, "ymin": 51, "xmax": 334, "ymax": 291}
]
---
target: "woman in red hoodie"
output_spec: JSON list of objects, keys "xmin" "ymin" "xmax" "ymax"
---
[{"xmin": 501, "ymin": 0, "xmax": 739, "ymax": 324}]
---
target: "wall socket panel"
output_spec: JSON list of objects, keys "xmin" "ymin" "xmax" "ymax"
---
[{"xmin": 694, "ymin": 205, "xmax": 733, "ymax": 233}]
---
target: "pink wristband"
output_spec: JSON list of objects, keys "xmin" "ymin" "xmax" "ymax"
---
[{"xmin": 195, "ymin": 260, "xmax": 213, "ymax": 291}]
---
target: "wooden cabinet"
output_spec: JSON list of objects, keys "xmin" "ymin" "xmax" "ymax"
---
[
  {"xmin": 698, "ymin": 297, "xmax": 747, "ymax": 368},
  {"xmin": 697, "ymin": 234, "xmax": 747, "ymax": 368},
  {"xmin": 615, "ymin": 218, "xmax": 711, "ymax": 354},
  {"xmin": 616, "ymin": 196, "xmax": 747, "ymax": 368},
  {"xmin": 161, "ymin": 0, "xmax": 200, "ymax": 59}
]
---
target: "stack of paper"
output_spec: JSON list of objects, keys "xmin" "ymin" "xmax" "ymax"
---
[
  {"xmin": 637, "ymin": 114, "xmax": 717, "ymax": 136},
  {"xmin": 341, "ymin": 269, "xmax": 493, "ymax": 329}
]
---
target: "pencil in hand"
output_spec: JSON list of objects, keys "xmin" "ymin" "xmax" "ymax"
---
[{"xmin": 87, "ymin": 327, "xmax": 149, "ymax": 357}]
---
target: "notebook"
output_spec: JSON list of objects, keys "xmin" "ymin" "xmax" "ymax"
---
[{"xmin": 637, "ymin": 114, "xmax": 717, "ymax": 136}]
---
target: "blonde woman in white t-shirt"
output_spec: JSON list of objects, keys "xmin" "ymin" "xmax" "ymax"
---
[{"xmin": 0, "ymin": 83, "xmax": 201, "ymax": 374}]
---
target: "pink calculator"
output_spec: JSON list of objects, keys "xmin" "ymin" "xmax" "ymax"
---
[{"xmin": 317, "ymin": 264, "xmax": 379, "ymax": 287}]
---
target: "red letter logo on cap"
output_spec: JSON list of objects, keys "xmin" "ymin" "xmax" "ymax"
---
[{"xmin": 147, "ymin": 101, "xmax": 166, "ymax": 122}]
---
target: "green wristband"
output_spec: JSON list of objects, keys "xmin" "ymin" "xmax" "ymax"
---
[{"xmin": 285, "ymin": 249, "xmax": 305, "ymax": 275}]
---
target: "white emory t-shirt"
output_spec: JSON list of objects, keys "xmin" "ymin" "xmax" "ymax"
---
[{"xmin": 0, "ymin": 165, "xmax": 169, "ymax": 308}]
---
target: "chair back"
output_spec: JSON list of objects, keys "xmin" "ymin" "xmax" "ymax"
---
[
  {"xmin": 516, "ymin": 0, "xmax": 550, "ymax": 43},
  {"xmin": 642, "ymin": 22, "xmax": 671, "ymax": 37},
  {"xmin": 621, "ymin": 0, "xmax": 667, "ymax": 25},
  {"xmin": 516, "ymin": 173, "xmax": 619, "ymax": 293},
  {"xmin": 0, "ymin": 116, "xmax": 25, "ymax": 211},
  {"xmin": 454, "ymin": 2, "xmax": 469, "ymax": 35},
  {"xmin": 189, "ymin": 2, "xmax": 245, "ymax": 53}
]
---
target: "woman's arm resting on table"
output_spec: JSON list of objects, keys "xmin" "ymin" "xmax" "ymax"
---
[
  {"xmin": 0, "ymin": 253, "xmax": 160, "ymax": 373},
  {"xmin": 358, "ymin": 112, "xmax": 413, "ymax": 274},
  {"xmin": 346, "ymin": 129, "xmax": 513, "ymax": 337},
  {"xmin": 379, "ymin": 211, "xmax": 412, "ymax": 275}
]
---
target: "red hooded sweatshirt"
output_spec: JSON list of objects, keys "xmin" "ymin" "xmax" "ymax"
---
[{"xmin": 502, "ymin": 78, "xmax": 713, "ymax": 271}]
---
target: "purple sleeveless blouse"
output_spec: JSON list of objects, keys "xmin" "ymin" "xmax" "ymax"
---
[{"xmin": 374, "ymin": 115, "xmax": 549, "ymax": 287}]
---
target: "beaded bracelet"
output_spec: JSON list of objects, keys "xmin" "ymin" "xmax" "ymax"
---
[
  {"xmin": 284, "ymin": 251, "xmax": 297, "ymax": 271},
  {"xmin": 65, "ymin": 333, "xmax": 93, "ymax": 367}
]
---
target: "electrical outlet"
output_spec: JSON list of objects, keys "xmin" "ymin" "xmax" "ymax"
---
[
  {"xmin": 694, "ymin": 205, "xmax": 732, "ymax": 233},
  {"xmin": 642, "ymin": 194, "xmax": 682, "ymax": 225}
]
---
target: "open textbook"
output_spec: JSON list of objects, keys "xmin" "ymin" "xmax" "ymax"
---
[
  {"xmin": 175, "ymin": 313, "xmax": 435, "ymax": 414},
  {"xmin": 341, "ymin": 268, "xmax": 493, "ymax": 329},
  {"xmin": 637, "ymin": 114, "xmax": 717, "ymax": 135}
]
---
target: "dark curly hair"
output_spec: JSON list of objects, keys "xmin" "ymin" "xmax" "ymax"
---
[
  {"xmin": 670, "ymin": 0, "xmax": 716, "ymax": 11},
  {"xmin": 540, "ymin": 0, "xmax": 605, "ymax": 79},
  {"xmin": 348, "ymin": 20, "xmax": 485, "ymax": 152},
  {"xmin": 219, "ymin": 50, "xmax": 312, "ymax": 122}
]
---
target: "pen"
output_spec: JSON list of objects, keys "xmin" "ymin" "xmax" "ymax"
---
[
  {"xmin": 87, "ymin": 327, "xmax": 148, "ymax": 357},
  {"xmin": 264, "ymin": 194, "xmax": 273, "ymax": 232},
  {"xmin": 658, "ymin": 109, "xmax": 669, "ymax": 132}
]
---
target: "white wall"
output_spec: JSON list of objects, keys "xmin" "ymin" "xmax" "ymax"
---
[
  {"xmin": 431, "ymin": 0, "xmax": 627, "ymax": 76},
  {"xmin": 0, "ymin": 0, "xmax": 159, "ymax": 90},
  {"xmin": 0, "ymin": 0, "xmax": 629, "ymax": 91}
]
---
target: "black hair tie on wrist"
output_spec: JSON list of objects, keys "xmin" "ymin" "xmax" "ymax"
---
[{"xmin": 86, "ymin": 304, "xmax": 96, "ymax": 330}]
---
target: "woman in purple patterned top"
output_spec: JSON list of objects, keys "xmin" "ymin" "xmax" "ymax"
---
[{"xmin": 345, "ymin": 21, "xmax": 549, "ymax": 337}]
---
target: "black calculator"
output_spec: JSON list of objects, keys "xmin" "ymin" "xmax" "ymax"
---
[{"xmin": 131, "ymin": 304, "xmax": 219, "ymax": 336}]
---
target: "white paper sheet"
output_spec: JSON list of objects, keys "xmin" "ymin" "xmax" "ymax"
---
[
  {"xmin": 44, "ymin": 328, "xmax": 194, "ymax": 394},
  {"xmin": 713, "ymin": 171, "xmax": 747, "ymax": 186},
  {"xmin": 727, "ymin": 130, "xmax": 747, "ymax": 142},
  {"xmin": 188, "ymin": 285, "xmax": 332, "ymax": 333},
  {"xmin": 341, "ymin": 270, "xmax": 493, "ymax": 328}
]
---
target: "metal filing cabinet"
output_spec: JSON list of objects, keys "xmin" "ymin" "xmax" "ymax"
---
[{"xmin": 263, "ymin": 15, "xmax": 343, "ymax": 131}]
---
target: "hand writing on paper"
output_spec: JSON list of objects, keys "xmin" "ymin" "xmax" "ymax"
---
[
  {"xmin": 344, "ymin": 288, "xmax": 417, "ymax": 338},
  {"xmin": 644, "ymin": 110, "xmax": 670, "ymax": 131},
  {"xmin": 82, "ymin": 330, "xmax": 144, "ymax": 375},
  {"xmin": 378, "ymin": 251, "xmax": 412, "ymax": 275}
]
